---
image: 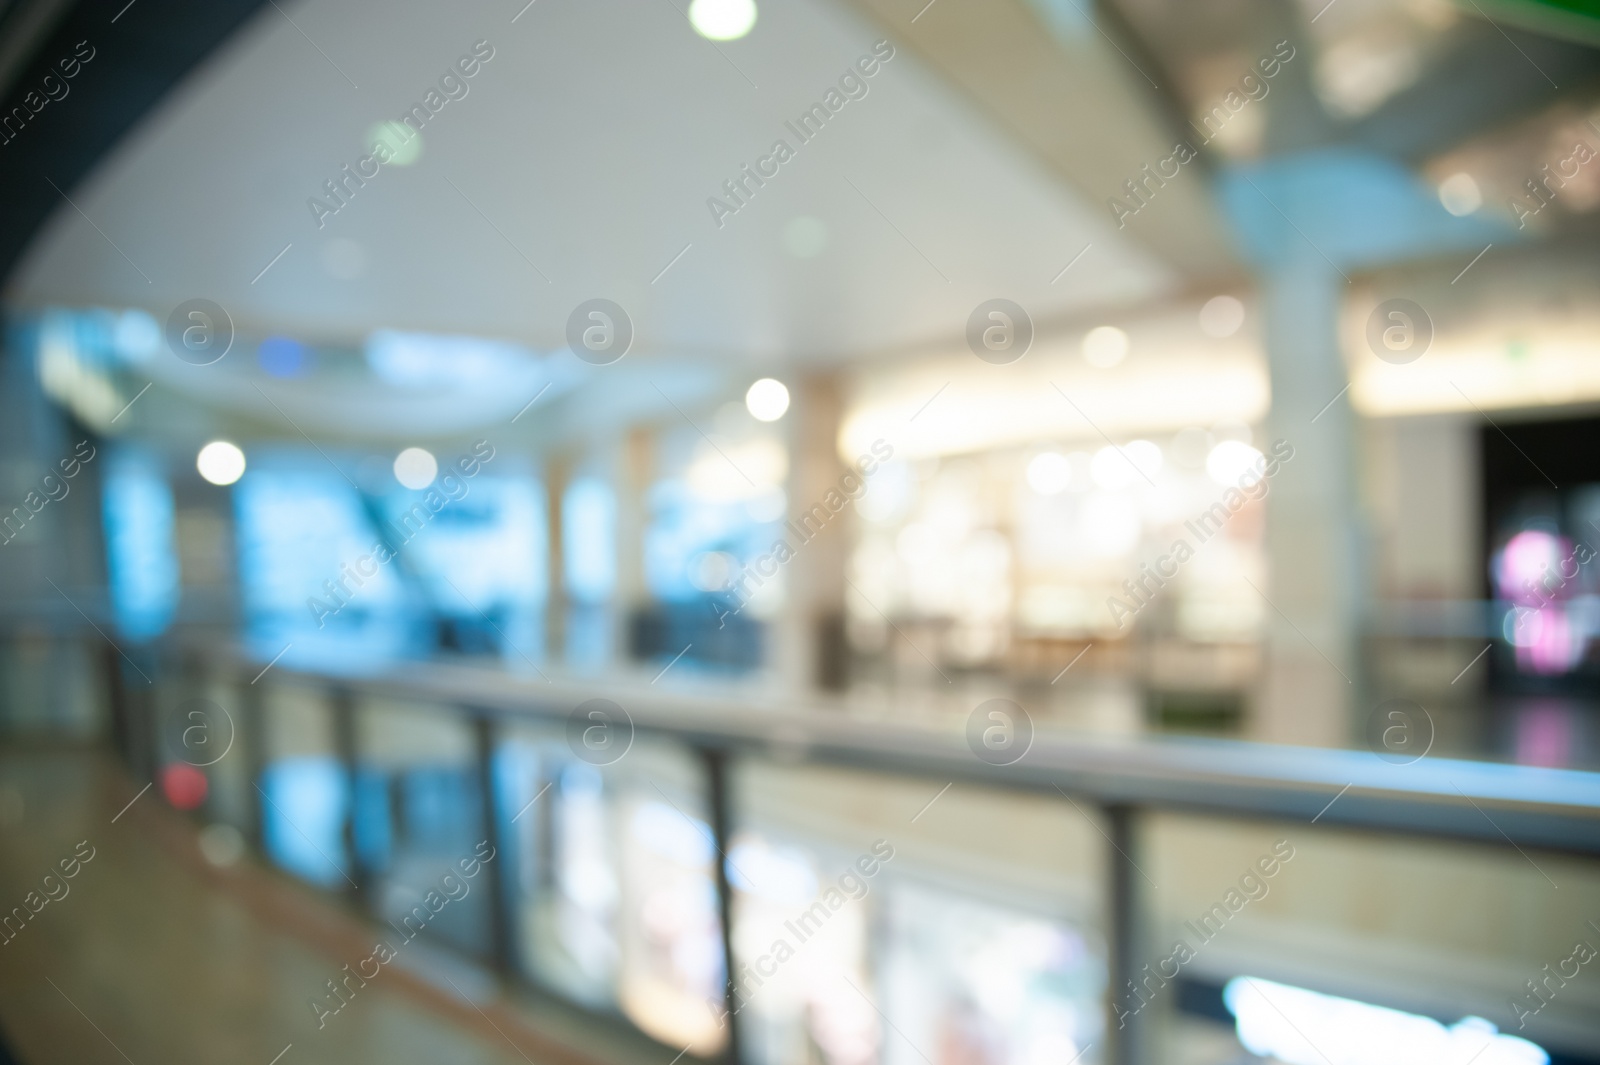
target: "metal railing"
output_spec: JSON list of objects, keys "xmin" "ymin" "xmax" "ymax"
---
[{"xmin": 96, "ymin": 637, "xmax": 1600, "ymax": 1065}]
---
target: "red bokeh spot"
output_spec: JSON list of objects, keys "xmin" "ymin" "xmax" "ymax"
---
[{"xmin": 160, "ymin": 763, "xmax": 208, "ymax": 811}]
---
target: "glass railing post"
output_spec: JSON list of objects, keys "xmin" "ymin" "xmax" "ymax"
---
[
  {"xmin": 1104, "ymin": 803, "xmax": 1145, "ymax": 1065},
  {"xmin": 330, "ymin": 684, "xmax": 365, "ymax": 907},
  {"xmin": 101, "ymin": 639, "xmax": 133, "ymax": 765},
  {"xmin": 240, "ymin": 670, "xmax": 266, "ymax": 851},
  {"xmin": 700, "ymin": 745, "xmax": 743, "ymax": 1065},
  {"xmin": 139, "ymin": 649, "xmax": 162, "ymax": 784},
  {"xmin": 472, "ymin": 710, "xmax": 515, "ymax": 976}
]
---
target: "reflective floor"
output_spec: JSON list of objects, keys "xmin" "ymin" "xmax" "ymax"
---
[{"xmin": 0, "ymin": 746, "xmax": 595, "ymax": 1065}]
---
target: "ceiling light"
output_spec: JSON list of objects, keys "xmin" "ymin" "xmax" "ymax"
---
[
  {"xmin": 197, "ymin": 441, "xmax": 246, "ymax": 486},
  {"xmin": 689, "ymin": 0, "xmax": 757, "ymax": 40},
  {"xmin": 1206, "ymin": 440, "xmax": 1264, "ymax": 486},
  {"xmin": 1091, "ymin": 446, "xmax": 1131, "ymax": 490},
  {"xmin": 1082, "ymin": 326, "xmax": 1129, "ymax": 368},
  {"xmin": 1125, "ymin": 439, "xmax": 1162, "ymax": 477},
  {"xmin": 690, "ymin": 550, "xmax": 737, "ymax": 592},
  {"xmin": 1438, "ymin": 172, "xmax": 1482, "ymax": 216},
  {"xmin": 1026, "ymin": 451, "xmax": 1073, "ymax": 495},
  {"xmin": 366, "ymin": 121, "xmax": 421, "ymax": 167},
  {"xmin": 1199, "ymin": 295, "xmax": 1245, "ymax": 338},
  {"xmin": 1090, "ymin": 441, "xmax": 1161, "ymax": 490},
  {"xmin": 745, "ymin": 378, "xmax": 790, "ymax": 422},
  {"xmin": 394, "ymin": 447, "xmax": 438, "ymax": 489}
]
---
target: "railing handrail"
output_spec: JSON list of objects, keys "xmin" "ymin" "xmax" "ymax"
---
[{"xmin": 201, "ymin": 643, "xmax": 1600, "ymax": 858}]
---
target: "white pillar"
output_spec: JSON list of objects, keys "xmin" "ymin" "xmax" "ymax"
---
[
  {"xmin": 774, "ymin": 374, "xmax": 849, "ymax": 692},
  {"xmin": 1257, "ymin": 254, "xmax": 1361, "ymax": 745}
]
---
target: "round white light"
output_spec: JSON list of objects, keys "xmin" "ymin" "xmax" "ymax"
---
[
  {"xmin": 1206, "ymin": 440, "xmax": 1265, "ymax": 486},
  {"xmin": 1438, "ymin": 172, "xmax": 1482, "ymax": 217},
  {"xmin": 1199, "ymin": 295, "xmax": 1245, "ymax": 338},
  {"xmin": 745, "ymin": 378, "xmax": 790, "ymax": 422},
  {"xmin": 1082, "ymin": 325, "xmax": 1129, "ymax": 368},
  {"xmin": 1091, "ymin": 446, "xmax": 1129, "ymax": 490},
  {"xmin": 196, "ymin": 441, "xmax": 246, "ymax": 486},
  {"xmin": 394, "ymin": 447, "xmax": 438, "ymax": 489},
  {"xmin": 366, "ymin": 121, "xmax": 421, "ymax": 167},
  {"xmin": 689, "ymin": 0, "xmax": 757, "ymax": 40},
  {"xmin": 198, "ymin": 823, "xmax": 246, "ymax": 867},
  {"xmin": 690, "ymin": 550, "xmax": 737, "ymax": 592},
  {"xmin": 1125, "ymin": 439, "xmax": 1163, "ymax": 477},
  {"xmin": 1090, "ymin": 440, "xmax": 1160, "ymax": 490},
  {"xmin": 1027, "ymin": 451, "xmax": 1073, "ymax": 495}
]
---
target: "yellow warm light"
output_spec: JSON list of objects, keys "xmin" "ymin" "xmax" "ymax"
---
[
  {"xmin": 840, "ymin": 355, "xmax": 1268, "ymax": 462},
  {"xmin": 1350, "ymin": 340, "xmax": 1600, "ymax": 416}
]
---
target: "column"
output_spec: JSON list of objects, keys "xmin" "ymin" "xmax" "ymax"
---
[
  {"xmin": 1257, "ymin": 253, "xmax": 1359, "ymax": 745},
  {"xmin": 775, "ymin": 373, "xmax": 850, "ymax": 692}
]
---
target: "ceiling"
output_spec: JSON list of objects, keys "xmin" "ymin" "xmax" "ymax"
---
[
  {"xmin": 5, "ymin": 0, "xmax": 1203, "ymax": 375},
  {"xmin": 15, "ymin": 0, "xmax": 1593, "ymax": 454}
]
